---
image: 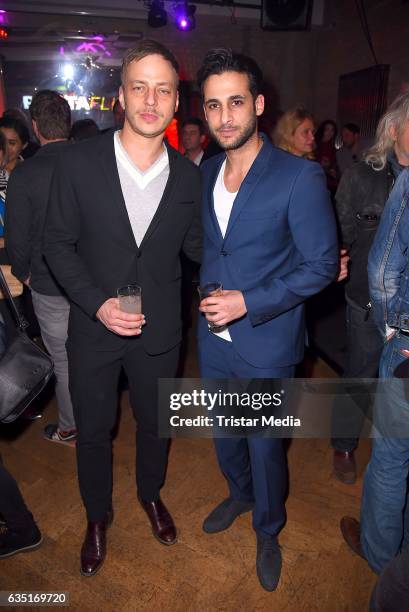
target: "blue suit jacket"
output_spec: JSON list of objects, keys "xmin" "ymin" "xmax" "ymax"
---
[{"xmin": 199, "ymin": 136, "xmax": 339, "ymax": 368}]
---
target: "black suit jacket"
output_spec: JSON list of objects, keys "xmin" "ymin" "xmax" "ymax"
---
[
  {"xmin": 5, "ymin": 140, "xmax": 71, "ymax": 295},
  {"xmin": 43, "ymin": 130, "xmax": 202, "ymax": 355}
]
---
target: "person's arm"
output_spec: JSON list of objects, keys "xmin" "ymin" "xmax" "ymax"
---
[
  {"xmin": 334, "ymin": 166, "xmax": 358, "ymax": 248},
  {"xmin": 4, "ymin": 167, "xmax": 32, "ymax": 285},
  {"xmin": 181, "ymin": 186, "xmax": 202, "ymax": 265},
  {"xmin": 368, "ymin": 170, "xmax": 409, "ymax": 337},
  {"xmin": 201, "ymin": 163, "xmax": 339, "ymax": 327},
  {"xmin": 243, "ymin": 163, "xmax": 338, "ymax": 326}
]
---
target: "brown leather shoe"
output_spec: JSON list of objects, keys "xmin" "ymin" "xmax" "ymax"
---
[
  {"xmin": 139, "ymin": 498, "xmax": 177, "ymax": 546},
  {"xmin": 340, "ymin": 516, "xmax": 366, "ymax": 560},
  {"xmin": 80, "ymin": 511, "xmax": 113, "ymax": 577},
  {"xmin": 333, "ymin": 450, "xmax": 357, "ymax": 484}
]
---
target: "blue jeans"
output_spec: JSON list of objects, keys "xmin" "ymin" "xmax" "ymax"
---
[{"xmin": 360, "ymin": 332, "xmax": 409, "ymax": 574}]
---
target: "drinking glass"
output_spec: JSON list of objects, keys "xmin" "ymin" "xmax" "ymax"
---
[{"xmin": 197, "ymin": 281, "xmax": 225, "ymax": 332}]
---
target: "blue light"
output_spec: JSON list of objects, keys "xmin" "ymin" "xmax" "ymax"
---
[{"xmin": 175, "ymin": 3, "xmax": 196, "ymax": 31}]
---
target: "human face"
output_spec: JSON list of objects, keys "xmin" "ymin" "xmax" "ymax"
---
[
  {"xmin": 181, "ymin": 124, "xmax": 203, "ymax": 153},
  {"xmin": 0, "ymin": 127, "xmax": 24, "ymax": 165},
  {"xmin": 203, "ymin": 71, "xmax": 264, "ymax": 151},
  {"xmin": 323, "ymin": 122, "xmax": 335, "ymax": 142},
  {"xmin": 392, "ymin": 121, "xmax": 409, "ymax": 167},
  {"xmin": 119, "ymin": 53, "xmax": 179, "ymax": 139},
  {"xmin": 291, "ymin": 118, "xmax": 315, "ymax": 157},
  {"xmin": 342, "ymin": 127, "xmax": 357, "ymax": 149}
]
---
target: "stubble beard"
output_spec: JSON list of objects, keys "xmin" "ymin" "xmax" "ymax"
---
[{"xmin": 210, "ymin": 114, "xmax": 257, "ymax": 151}]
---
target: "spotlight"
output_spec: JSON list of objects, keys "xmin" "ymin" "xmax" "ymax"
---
[
  {"xmin": 175, "ymin": 3, "xmax": 196, "ymax": 30},
  {"xmin": 62, "ymin": 63, "xmax": 75, "ymax": 80},
  {"xmin": 0, "ymin": 26, "xmax": 9, "ymax": 40},
  {"xmin": 148, "ymin": 1, "xmax": 167, "ymax": 28}
]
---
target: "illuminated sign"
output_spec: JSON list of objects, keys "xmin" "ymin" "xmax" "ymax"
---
[
  {"xmin": 75, "ymin": 36, "xmax": 112, "ymax": 57},
  {"xmin": 22, "ymin": 94, "xmax": 116, "ymax": 112}
]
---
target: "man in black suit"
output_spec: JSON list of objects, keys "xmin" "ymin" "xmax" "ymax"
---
[
  {"xmin": 44, "ymin": 40, "xmax": 201, "ymax": 577},
  {"xmin": 5, "ymin": 90, "xmax": 76, "ymax": 445}
]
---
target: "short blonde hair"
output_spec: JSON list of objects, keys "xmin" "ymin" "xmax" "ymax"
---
[
  {"xmin": 121, "ymin": 39, "xmax": 179, "ymax": 86},
  {"xmin": 274, "ymin": 107, "xmax": 315, "ymax": 159}
]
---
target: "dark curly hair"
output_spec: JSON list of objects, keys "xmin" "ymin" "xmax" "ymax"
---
[
  {"xmin": 197, "ymin": 48, "xmax": 263, "ymax": 100},
  {"xmin": 0, "ymin": 115, "xmax": 29, "ymax": 145},
  {"xmin": 315, "ymin": 119, "xmax": 337, "ymax": 146}
]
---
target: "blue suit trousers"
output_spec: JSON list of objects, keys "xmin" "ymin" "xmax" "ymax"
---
[{"xmin": 199, "ymin": 330, "xmax": 295, "ymax": 538}]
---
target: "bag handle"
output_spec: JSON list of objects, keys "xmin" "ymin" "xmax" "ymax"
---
[{"xmin": 0, "ymin": 266, "xmax": 29, "ymax": 332}]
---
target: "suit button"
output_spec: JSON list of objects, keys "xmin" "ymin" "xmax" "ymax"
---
[
  {"xmin": 137, "ymin": 251, "xmax": 142, "ymax": 258},
  {"xmin": 221, "ymin": 250, "xmax": 228, "ymax": 256}
]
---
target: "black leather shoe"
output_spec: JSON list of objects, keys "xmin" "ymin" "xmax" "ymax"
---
[
  {"xmin": 139, "ymin": 498, "xmax": 177, "ymax": 546},
  {"xmin": 202, "ymin": 497, "xmax": 254, "ymax": 534},
  {"xmin": 80, "ymin": 511, "xmax": 113, "ymax": 577},
  {"xmin": 333, "ymin": 450, "xmax": 357, "ymax": 484},
  {"xmin": 0, "ymin": 525, "xmax": 42, "ymax": 558},
  {"xmin": 256, "ymin": 535, "xmax": 282, "ymax": 592}
]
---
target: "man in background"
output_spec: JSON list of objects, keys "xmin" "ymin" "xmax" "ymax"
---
[
  {"xmin": 5, "ymin": 90, "xmax": 76, "ymax": 446},
  {"xmin": 331, "ymin": 93, "xmax": 409, "ymax": 485},
  {"xmin": 181, "ymin": 117, "xmax": 206, "ymax": 165},
  {"xmin": 336, "ymin": 123, "xmax": 361, "ymax": 174}
]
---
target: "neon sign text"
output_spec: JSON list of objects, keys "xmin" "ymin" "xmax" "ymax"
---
[{"xmin": 22, "ymin": 95, "xmax": 117, "ymax": 112}]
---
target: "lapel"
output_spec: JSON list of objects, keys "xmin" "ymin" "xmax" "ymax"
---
[
  {"xmin": 99, "ymin": 130, "xmax": 138, "ymax": 251},
  {"xmin": 223, "ymin": 134, "xmax": 273, "ymax": 241},
  {"xmin": 139, "ymin": 141, "xmax": 179, "ymax": 249},
  {"xmin": 205, "ymin": 153, "xmax": 226, "ymax": 245}
]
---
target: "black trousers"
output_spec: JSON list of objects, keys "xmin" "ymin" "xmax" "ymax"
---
[
  {"xmin": 67, "ymin": 337, "xmax": 180, "ymax": 522},
  {"xmin": 331, "ymin": 299, "xmax": 384, "ymax": 452},
  {"xmin": 0, "ymin": 457, "xmax": 36, "ymax": 531}
]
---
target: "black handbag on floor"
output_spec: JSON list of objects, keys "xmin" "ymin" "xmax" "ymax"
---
[{"xmin": 0, "ymin": 267, "xmax": 54, "ymax": 423}]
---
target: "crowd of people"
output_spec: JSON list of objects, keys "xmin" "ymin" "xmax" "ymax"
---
[{"xmin": 0, "ymin": 40, "xmax": 408, "ymax": 609}]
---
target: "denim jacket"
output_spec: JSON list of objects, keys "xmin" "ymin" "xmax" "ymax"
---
[{"xmin": 368, "ymin": 168, "xmax": 409, "ymax": 337}]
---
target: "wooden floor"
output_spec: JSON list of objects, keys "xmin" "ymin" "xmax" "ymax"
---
[{"xmin": 0, "ymin": 332, "xmax": 377, "ymax": 611}]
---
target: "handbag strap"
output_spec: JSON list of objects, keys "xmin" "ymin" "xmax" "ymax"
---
[{"xmin": 0, "ymin": 265, "xmax": 29, "ymax": 331}]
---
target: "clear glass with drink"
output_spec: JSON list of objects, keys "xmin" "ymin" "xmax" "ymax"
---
[
  {"xmin": 117, "ymin": 284, "xmax": 142, "ymax": 314},
  {"xmin": 198, "ymin": 281, "xmax": 226, "ymax": 332}
]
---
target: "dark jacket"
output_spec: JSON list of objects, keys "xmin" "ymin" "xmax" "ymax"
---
[
  {"xmin": 43, "ymin": 130, "xmax": 202, "ymax": 355},
  {"xmin": 5, "ymin": 141, "xmax": 71, "ymax": 296},
  {"xmin": 335, "ymin": 160, "xmax": 394, "ymax": 307}
]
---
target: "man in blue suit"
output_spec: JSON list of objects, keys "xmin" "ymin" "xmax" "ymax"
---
[{"xmin": 197, "ymin": 49, "xmax": 339, "ymax": 591}]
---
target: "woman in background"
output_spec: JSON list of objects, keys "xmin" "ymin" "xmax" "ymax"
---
[
  {"xmin": 315, "ymin": 119, "xmax": 339, "ymax": 198},
  {"xmin": 273, "ymin": 107, "xmax": 315, "ymax": 159},
  {"xmin": 0, "ymin": 116, "xmax": 29, "ymax": 180}
]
